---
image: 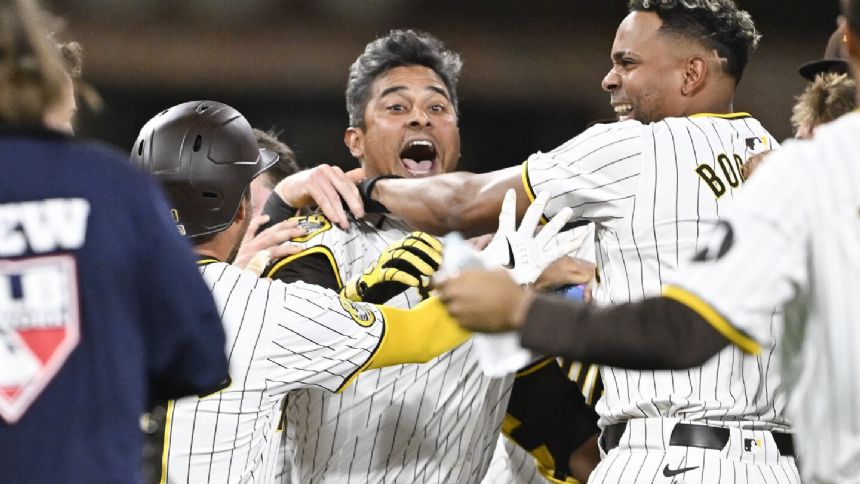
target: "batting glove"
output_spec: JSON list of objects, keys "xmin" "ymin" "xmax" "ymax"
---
[
  {"xmin": 481, "ymin": 189, "xmax": 575, "ymax": 285},
  {"xmin": 341, "ymin": 231, "xmax": 443, "ymax": 304}
]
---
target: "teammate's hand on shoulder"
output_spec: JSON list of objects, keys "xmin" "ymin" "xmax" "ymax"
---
[
  {"xmin": 273, "ymin": 164, "xmax": 365, "ymax": 230},
  {"xmin": 341, "ymin": 231, "xmax": 442, "ymax": 304},
  {"xmin": 234, "ymin": 215, "xmax": 306, "ymax": 274}
]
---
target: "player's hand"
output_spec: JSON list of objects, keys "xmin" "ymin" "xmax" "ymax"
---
[
  {"xmin": 272, "ymin": 165, "xmax": 365, "ymax": 229},
  {"xmin": 341, "ymin": 231, "xmax": 442, "ymax": 304},
  {"xmin": 534, "ymin": 256, "xmax": 596, "ymax": 291},
  {"xmin": 436, "ymin": 268, "xmax": 534, "ymax": 333},
  {"xmin": 233, "ymin": 215, "xmax": 306, "ymax": 274},
  {"xmin": 741, "ymin": 149, "xmax": 772, "ymax": 180},
  {"xmin": 480, "ymin": 189, "xmax": 575, "ymax": 284}
]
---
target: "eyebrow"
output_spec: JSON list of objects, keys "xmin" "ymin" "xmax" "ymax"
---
[
  {"xmin": 611, "ymin": 51, "xmax": 634, "ymax": 62},
  {"xmin": 380, "ymin": 85, "xmax": 450, "ymax": 100}
]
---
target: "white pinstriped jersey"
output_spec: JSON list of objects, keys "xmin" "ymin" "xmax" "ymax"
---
[
  {"xmin": 669, "ymin": 113, "xmax": 860, "ymax": 483},
  {"xmin": 160, "ymin": 261, "xmax": 385, "ymax": 484},
  {"xmin": 276, "ymin": 214, "xmax": 512, "ymax": 483},
  {"xmin": 524, "ymin": 114, "xmax": 789, "ymax": 431}
]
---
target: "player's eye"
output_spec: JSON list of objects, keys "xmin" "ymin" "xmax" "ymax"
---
[
  {"xmin": 620, "ymin": 58, "xmax": 636, "ymax": 68},
  {"xmin": 387, "ymin": 104, "xmax": 406, "ymax": 112},
  {"xmin": 429, "ymin": 104, "xmax": 447, "ymax": 113}
]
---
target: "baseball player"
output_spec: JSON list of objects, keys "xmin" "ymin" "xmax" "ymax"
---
[
  {"xmin": 129, "ymin": 101, "xmax": 480, "ymax": 483},
  {"xmin": 437, "ymin": 14, "xmax": 860, "ymax": 474},
  {"xmin": 261, "ymin": 30, "xmax": 598, "ymax": 483},
  {"xmin": 309, "ymin": 1, "xmax": 802, "ymax": 482},
  {"xmin": 0, "ymin": 2, "xmax": 229, "ymax": 482},
  {"xmin": 131, "ymin": 100, "xmax": 571, "ymax": 483}
]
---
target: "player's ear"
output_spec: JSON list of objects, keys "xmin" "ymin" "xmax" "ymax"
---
[
  {"xmin": 681, "ymin": 55, "xmax": 707, "ymax": 96},
  {"xmin": 344, "ymin": 127, "xmax": 365, "ymax": 159}
]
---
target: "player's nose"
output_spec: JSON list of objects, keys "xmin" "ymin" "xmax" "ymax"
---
[
  {"xmin": 601, "ymin": 69, "xmax": 620, "ymax": 92},
  {"xmin": 408, "ymin": 107, "xmax": 432, "ymax": 128}
]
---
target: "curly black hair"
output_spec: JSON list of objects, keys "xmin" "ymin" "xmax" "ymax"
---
[
  {"xmin": 345, "ymin": 29, "xmax": 462, "ymax": 128},
  {"xmin": 628, "ymin": 0, "xmax": 761, "ymax": 83}
]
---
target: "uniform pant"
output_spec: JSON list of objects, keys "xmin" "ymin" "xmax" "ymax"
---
[{"xmin": 587, "ymin": 418, "xmax": 800, "ymax": 484}]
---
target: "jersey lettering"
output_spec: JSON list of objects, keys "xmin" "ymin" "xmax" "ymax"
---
[
  {"xmin": 0, "ymin": 199, "xmax": 90, "ymax": 256},
  {"xmin": 696, "ymin": 153, "xmax": 746, "ymax": 198}
]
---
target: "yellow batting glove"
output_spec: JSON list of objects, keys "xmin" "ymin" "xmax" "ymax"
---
[{"xmin": 341, "ymin": 232, "xmax": 443, "ymax": 304}]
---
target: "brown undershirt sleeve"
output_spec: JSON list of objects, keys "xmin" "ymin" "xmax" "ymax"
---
[{"xmin": 518, "ymin": 293, "xmax": 729, "ymax": 370}]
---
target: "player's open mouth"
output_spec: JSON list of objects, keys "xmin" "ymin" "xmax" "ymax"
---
[
  {"xmin": 399, "ymin": 139, "xmax": 437, "ymax": 177},
  {"xmin": 613, "ymin": 103, "xmax": 633, "ymax": 120}
]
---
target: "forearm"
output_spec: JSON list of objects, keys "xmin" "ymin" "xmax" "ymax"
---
[
  {"xmin": 374, "ymin": 166, "xmax": 522, "ymax": 237},
  {"xmin": 368, "ymin": 298, "xmax": 471, "ymax": 369},
  {"xmin": 519, "ymin": 294, "xmax": 729, "ymax": 369}
]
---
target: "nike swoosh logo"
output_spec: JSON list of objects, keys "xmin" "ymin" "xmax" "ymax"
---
[
  {"xmin": 501, "ymin": 236, "xmax": 515, "ymax": 269},
  {"xmin": 662, "ymin": 464, "xmax": 699, "ymax": 477}
]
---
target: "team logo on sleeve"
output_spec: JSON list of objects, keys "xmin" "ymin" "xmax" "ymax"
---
[
  {"xmin": 290, "ymin": 214, "xmax": 333, "ymax": 243},
  {"xmin": 0, "ymin": 255, "xmax": 81, "ymax": 423},
  {"xmin": 338, "ymin": 295, "xmax": 376, "ymax": 327}
]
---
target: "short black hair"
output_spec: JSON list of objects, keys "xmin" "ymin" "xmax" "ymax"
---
[
  {"xmin": 628, "ymin": 0, "xmax": 761, "ymax": 83},
  {"xmin": 346, "ymin": 29, "xmax": 462, "ymax": 127},
  {"xmin": 843, "ymin": 0, "xmax": 860, "ymax": 33}
]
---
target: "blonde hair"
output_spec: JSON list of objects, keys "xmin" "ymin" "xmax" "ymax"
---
[
  {"xmin": 0, "ymin": 0, "xmax": 67, "ymax": 125},
  {"xmin": 791, "ymin": 73, "xmax": 856, "ymax": 133}
]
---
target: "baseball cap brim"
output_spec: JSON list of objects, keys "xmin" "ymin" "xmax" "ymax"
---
[
  {"xmin": 798, "ymin": 59, "xmax": 850, "ymax": 81},
  {"xmin": 253, "ymin": 147, "xmax": 279, "ymax": 179}
]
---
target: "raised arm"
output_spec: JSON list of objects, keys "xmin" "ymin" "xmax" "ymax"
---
[{"xmin": 371, "ymin": 166, "xmax": 527, "ymax": 236}]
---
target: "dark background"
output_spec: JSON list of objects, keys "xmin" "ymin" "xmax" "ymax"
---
[{"xmin": 52, "ymin": 0, "xmax": 842, "ymax": 173}]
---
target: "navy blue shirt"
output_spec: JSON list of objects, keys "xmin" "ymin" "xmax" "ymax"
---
[{"xmin": 0, "ymin": 127, "xmax": 228, "ymax": 483}]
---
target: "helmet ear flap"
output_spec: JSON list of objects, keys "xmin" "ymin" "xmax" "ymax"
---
[{"xmin": 129, "ymin": 100, "xmax": 277, "ymax": 239}]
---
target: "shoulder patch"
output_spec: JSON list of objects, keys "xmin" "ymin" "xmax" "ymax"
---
[
  {"xmin": 290, "ymin": 214, "xmax": 332, "ymax": 242},
  {"xmin": 339, "ymin": 295, "xmax": 377, "ymax": 327}
]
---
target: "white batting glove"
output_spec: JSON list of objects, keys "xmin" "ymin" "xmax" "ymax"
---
[{"xmin": 480, "ymin": 189, "xmax": 575, "ymax": 285}]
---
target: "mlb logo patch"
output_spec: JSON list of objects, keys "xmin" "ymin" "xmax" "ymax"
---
[
  {"xmin": 744, "ymin": 437, "xmax": 764, "ymax": 454},
  {"xmin": 0, "ymin": 255, "xmax": 81, "ymax": 424}
]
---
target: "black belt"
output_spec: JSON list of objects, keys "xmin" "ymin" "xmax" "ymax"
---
[{"xmin": 601, "ymin": 422, "xmax": 795, "ymax": 457}]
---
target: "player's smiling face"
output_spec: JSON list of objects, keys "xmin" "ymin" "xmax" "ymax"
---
[
  {"xmin": 345, "ymin": 65, "xmax": 460, "ymax": 178},
  {"xmin": 601, "ymin": 11, "xmax": 688, "ymax": 124}
]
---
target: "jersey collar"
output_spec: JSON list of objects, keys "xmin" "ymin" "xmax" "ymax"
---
[{"xmin": 688, "ymin": 112, "xmax": 752, "ymax": 119}]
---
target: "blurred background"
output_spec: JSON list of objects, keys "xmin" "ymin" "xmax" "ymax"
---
[{"xmin": 51, "ymin": 0, "xmax": 841, "ymax": 173}]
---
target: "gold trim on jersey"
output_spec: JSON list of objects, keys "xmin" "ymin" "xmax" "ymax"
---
[
  {"xmin": 662, "ymin": 284, "xmax": 761, "ymax": 354},
  {"xmin": 688, "ymin": 112, "xmax": 752, "ymax": 119},
  {"xmin": 158, "ymin": 400, "xmax": 175, "ymax": 484},
  {"xmin": 264, "ymin": 245, "xmax": 343, "ymax": 288},
  {"xmin": 515, "ymin": 356, "xmax": 555, "ymax": 377},
  {"xmin": 196, "ymin": 258, "xmax": 220, "ymax": 266},
  {"xmin": 521, "ymin": 160, "xmax": 550, "ymax": 224}
]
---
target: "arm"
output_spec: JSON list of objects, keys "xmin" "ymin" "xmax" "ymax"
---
[
  {"xmin": 372, "ymin": 166, "xmax": 526, "ymax": 236},
  {"xmin": 436, "ymin": 269, "xmax": 731, "ymax": 370},
  {"xmin": 365, "ymin": 297, "xmax": 471, "ymax": 370}
]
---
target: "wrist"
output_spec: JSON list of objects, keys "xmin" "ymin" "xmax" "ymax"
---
[{"xmin": 510, "ymin": 288, "xmax": 536, "ymax": 330}]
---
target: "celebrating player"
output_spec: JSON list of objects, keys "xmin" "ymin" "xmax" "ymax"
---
[
  {"xmin": 285, "ymin": 1, "xmax": 799, "ymax": 482},
  {"xmin": 262, "ymin": 30, "xmax": 599, "ymax": 483},
  {"xmin": 0, "ymin": 1, "xmax": 229, "ymax": 483},
  {"xmin": 130, "ymin": 100, "xmax": 572, "ymax": 483},
  {"xmin": 438, "ymin": 3, "xmax": 860, "ymax": 482}
]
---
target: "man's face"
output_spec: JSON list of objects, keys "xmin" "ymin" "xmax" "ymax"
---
[
  {"xmin": 345, "ymin": 65, "xmax": 460, "ymax": 178},
  {"xmin": 249, "ymin": 175, "xmax": 273, "ymax": 219},
  {"xmin": 43, "ymin": 74, "xmax": 76, "ymax": 134},
  {"xmin": 601, "ymin": 12, "xmax": 688, "ymax": 124}
]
